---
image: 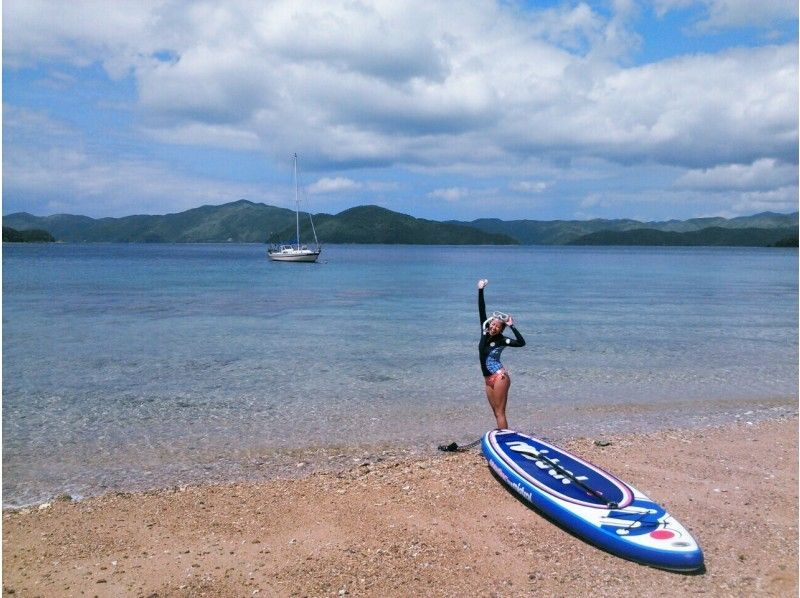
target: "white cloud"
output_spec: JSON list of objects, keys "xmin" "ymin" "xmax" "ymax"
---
[
  {"xmin": 732, "ymin": 186, "xmax": 799, "ymax": 214},
  {"xmin": 429, "ymin": 187, "xmax": 469, "ymax": 201},
  {"xmin": 308, "ymin": 177, "xmax": 362, "ymax": 194},
  {"xmin": 4, "ymin": 148, "xmax": 270, "ymax": 216},
  {"xmin": 2, "ymin": 105, "xmax": 271, "ymax": 216},
  {"xmin": 577, "ymin": 185, "xmax": 798, "ymax": 219},
  {"xmin": 5, "ymin": 1, "xmax": 796, "ymax": 171},
  {"xmin": 510, "ymin": 181, "xmax": 549, "ymax": 193},
  {"xmin": 674, "ymin": 158, "xmax": 798, "ymax": 191},
  {"xmin": 1, "ymin": 1, "xmax": 169, "ymax": 75},
  {"xmin": 2, "ymin": 0, "xmax": 798, "ymax": 217}
]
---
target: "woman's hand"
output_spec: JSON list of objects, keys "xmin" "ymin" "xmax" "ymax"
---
[
  {"xmin": 478, "ymin": 279, "xmax": 488, "ymax": 289},
  {"xmin": 506, "ymin": 315, "xmax": 514, "ymax": 326}
]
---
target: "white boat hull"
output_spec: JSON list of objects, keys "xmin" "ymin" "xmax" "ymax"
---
[{"xmin": 267, "ymin": 248, "xmax": 321, "ymax": 262}]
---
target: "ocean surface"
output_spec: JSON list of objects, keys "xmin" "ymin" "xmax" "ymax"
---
[{"xmin": 3, "ymin": 243, "xmax": 798, "ymax": 506}]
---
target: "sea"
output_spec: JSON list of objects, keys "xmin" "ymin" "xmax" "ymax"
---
[{"xmin": 3, "ymin": 243, "xmax": 798, "ymax": 507}]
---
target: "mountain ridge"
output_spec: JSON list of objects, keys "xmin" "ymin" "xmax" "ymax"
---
[
  {"xmin": 449, "ymin": 211, "xmax": 798, "ymax": 245},
  {"xmin": 3, "ymin": 202, "xmax": 797, "ymax": 246}
]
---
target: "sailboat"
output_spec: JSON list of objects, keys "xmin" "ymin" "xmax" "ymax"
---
[{"xmin": 267, "ymin": 153, "xmax": 322, "ymax": 262}]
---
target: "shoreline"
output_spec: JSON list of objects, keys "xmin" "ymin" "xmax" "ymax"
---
[
  {"xmin": 3, "ymin": 416, "xmax": 797, "ymax": 596},
  {"xmin": 3, "ymin": 396, "xmax": 796, "ymax": 510},
  {"xmin": 2, "ymin": 397, "xmax": 798, "ymax": 510},
  {"xmin": 5, "ymin": 395, "xmax": 798, "ymax": 511}
]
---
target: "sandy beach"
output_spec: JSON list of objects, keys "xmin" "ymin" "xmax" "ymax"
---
[{"xmin": 3, "ymin": 416, "xmax": 797, "ymax": 597}]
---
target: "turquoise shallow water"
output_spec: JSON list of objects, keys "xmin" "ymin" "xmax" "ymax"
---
[{"xmin": 3, "ymin": 243, "xmax": 797, "ymax": 505}]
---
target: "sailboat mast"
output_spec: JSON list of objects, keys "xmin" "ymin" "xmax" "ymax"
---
[{"xmin": 293, "ymin": 153, "xmax": 300, "ymax": 247}]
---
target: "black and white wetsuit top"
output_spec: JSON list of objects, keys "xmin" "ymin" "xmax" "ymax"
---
[{"xmin": 478, "ymin": 287, "xmax": 525, "ymax": 377}]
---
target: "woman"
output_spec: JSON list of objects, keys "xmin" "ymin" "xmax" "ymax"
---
[{"xmin": 478, "ymin": 279, "xmax": 525, "ymax": 429}]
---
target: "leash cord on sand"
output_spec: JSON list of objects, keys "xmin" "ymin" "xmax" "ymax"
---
[{"xmin": 438, "ymin": 438, "xmax": 482, "ymax": 452}]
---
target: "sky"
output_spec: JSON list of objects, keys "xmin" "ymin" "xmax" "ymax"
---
[{"xmin": 2, "ymin": 0, "xmax": 798, "ymax": 222}]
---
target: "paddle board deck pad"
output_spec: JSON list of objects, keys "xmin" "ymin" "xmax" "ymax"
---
[{"xmin": 482, "ymin": 429, "xmax": 703, "ymax": 571}]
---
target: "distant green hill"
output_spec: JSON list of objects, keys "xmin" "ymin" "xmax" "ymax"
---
[
  {"xmin": 454, "ymin": 212, "xmax": 799, "ymax": 244},
  {"xmin": 448, "ymin": 217, "xmax": 645, "ymax": 244},
  {"xmin": 2, "ymin": 226, "xmax": 55, "ymax": 242},
  {"xmin": 3, "ymin": 201, "xmax": 515, "ymax": 245},
  {"xmin": 567, "ymin": 226, "xmax": 799, "ymax": 247},
  {"xmin": 273, "ymin": 205, "xmax": 517, "ymax": 245},
  {"xmin": 3, "ymin": 202, "xmax": 797, "ymax": 245},
  {"xmin": 4, "ymin": 200, "xmax": 298, "ymax": 243}
]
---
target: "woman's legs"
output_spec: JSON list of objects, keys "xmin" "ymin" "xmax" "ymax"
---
[{"xmin": 484, "ymin": 372, "xmax": 510, "ymax": 429}]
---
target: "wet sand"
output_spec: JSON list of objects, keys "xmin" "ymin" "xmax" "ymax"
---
[{"xmin": 3, "ymin": 417, "xmax": 797, "ymax": 597}]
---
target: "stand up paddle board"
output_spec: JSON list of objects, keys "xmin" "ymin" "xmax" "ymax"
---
[{"xmin": 482, "ymin": 429, "xmax": 704, "ymax": 571}]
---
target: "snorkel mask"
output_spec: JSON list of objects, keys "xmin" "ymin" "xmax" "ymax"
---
[{"xmin": 483, "ymin": 311, "xmax": 510, "ymax": 331}]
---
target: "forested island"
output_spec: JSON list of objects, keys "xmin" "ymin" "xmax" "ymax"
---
[
  {"xmin": 565, "ymin": 227, "xmax": 798, "ymax": 247},
  {"xmin": 3, "ymin": 201, "xmax": 797, "ymax": 246}
]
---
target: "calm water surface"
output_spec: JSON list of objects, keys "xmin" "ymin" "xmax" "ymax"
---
[{"xmin": 3, "ymin": 243, "xmax": 797, "ymax": 505}]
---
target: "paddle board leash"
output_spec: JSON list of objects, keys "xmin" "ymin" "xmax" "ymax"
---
[
  {"xmin": 531, "ymin": 449, "xmax": 619, "ymax": 509},
  {"xmin": 438, "ymin": 438, "xmax": 482, "ymax": 452}
]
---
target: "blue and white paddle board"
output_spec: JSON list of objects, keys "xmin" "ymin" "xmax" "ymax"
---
[{"xmin": 482, "ymin": 429, "xmax": 704, "ymax": 571}]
